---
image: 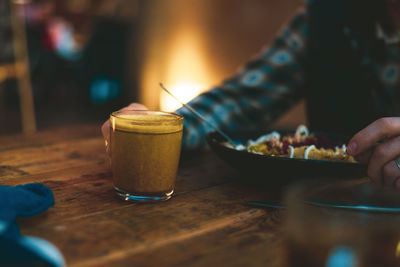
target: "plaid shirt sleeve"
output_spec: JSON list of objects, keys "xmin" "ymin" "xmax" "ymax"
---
[{"xmin": 176, "ymin": 10, "xmax": 308, "ymax": 149}]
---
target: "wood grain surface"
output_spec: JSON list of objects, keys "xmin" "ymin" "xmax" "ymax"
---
[{"xmin": 0, "ymin": 125, "xmax": 287, "ymax": 267}]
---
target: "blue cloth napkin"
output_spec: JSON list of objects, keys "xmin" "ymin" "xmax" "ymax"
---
[{"xmin": 0, "ymin": 183, "xmax": 64, "ymax": 267}]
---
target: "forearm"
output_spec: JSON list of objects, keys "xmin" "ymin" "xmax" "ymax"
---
[{"xmin": 176, "ymin": 80, "xmax": 303, "ymax": 149}]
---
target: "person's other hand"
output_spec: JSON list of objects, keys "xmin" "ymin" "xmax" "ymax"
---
[
  {"xmin": 101, "ymin": 103, "xmax": 148, "ymax": 156},
  {"xmin": 347, "ymin": 117, "xmax": 400, "ymax": 188}
]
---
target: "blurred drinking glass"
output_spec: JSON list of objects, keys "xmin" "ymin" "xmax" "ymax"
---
[{"xmin": 284, "ymin": 180, "xmax": 400, "ymax": 267}]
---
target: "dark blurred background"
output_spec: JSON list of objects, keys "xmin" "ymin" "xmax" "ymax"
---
[{"xmin": 0, "ymin": 0, "xmax": 304, "ymax": 135}]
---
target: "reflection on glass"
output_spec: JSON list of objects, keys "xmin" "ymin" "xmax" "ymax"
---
[
  {"xmin": 326, "ymin": 246, "xmax": 357, "ymax": 267},
  {"xmin": 395, "ymin": 241, "xmax": 400, "ymax": 258}
]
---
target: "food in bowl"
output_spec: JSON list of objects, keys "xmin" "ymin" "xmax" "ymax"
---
[{"xmin": 227, "ymin": 125, "xmax": 355, "ymax": 162}]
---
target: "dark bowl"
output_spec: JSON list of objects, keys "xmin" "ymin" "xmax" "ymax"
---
[{"xmin": 206, "ymin": 130, "xmax": 367, "ymax": 187}]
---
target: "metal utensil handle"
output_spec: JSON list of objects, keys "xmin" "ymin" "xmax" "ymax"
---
[{"xmin": 159, "ymin": 83, "xmax": 235, "ymax": 144}]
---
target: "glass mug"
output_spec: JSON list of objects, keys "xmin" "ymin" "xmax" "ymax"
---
[{"xmin": 109, "ymin": 110, "xmax": 183, "ymax": 202}]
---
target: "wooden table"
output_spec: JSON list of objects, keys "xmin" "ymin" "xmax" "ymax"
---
[{"xmin": 0, "ymin": 125, "xmax": 286, "ymax": 266}]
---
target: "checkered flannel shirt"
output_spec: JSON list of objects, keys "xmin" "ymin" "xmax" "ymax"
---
[{"xmin": 176, "ymin": 4, "xmax": 400, "ymax": 149}]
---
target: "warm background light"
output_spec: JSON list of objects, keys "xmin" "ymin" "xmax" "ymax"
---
[
  {"xmin": 161, "ymin": 83, "xmax": 204, "ymax": 112},
  {"xmin": 138, "ymin": 0, "xmax": 220, "ymax": 111},
  {"xmin": 137, "ymin": 0, "xmax": 305, "ymax": 128},
  {"xmin": 160, "ymin": 29, "xmax": 213, "ymax": 111}
]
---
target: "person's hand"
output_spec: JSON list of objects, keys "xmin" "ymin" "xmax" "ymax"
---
[
  {"xmin": 101, "ymin": 103, "xmax": 148, "ymax": 156},
  {"xmin": 347, "ymin": 117, "xmax": 400, "ymax": 188}
]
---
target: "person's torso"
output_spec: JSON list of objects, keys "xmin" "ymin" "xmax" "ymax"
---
[{"xmin": 305, "ymin": 0, "xmax": 400, "ymax": 136}]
